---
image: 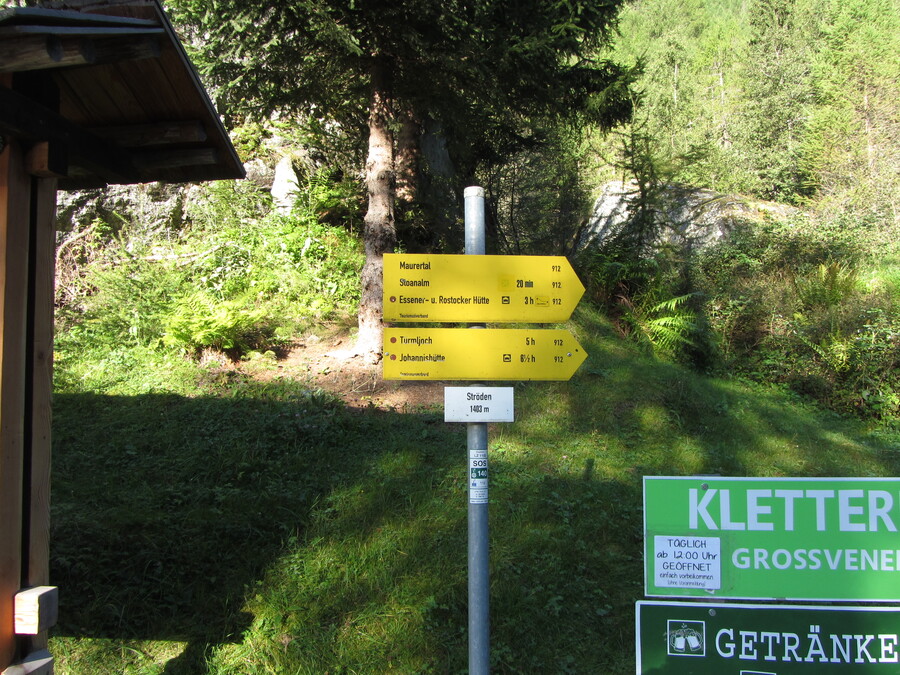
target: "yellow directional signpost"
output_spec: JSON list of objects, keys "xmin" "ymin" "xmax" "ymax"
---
[
  {"xmin": 383, "ymin": 327, "xmax": 586, "ymax": 381},
  {"xmin": 383, "ymin": 253, "xmax": 585, "ymax": 323},
  {"xmin": 386, "ymin": 187, "xmax": 587, "ymax": 675},
  {"xmin": 382, "ymin": 252, "xmax": 588, "ymax": 382}
]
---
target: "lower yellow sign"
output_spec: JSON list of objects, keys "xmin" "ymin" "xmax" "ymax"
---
[{"xmin": 383, "ymin": 328, "xmax": 587, "ymax": 381}]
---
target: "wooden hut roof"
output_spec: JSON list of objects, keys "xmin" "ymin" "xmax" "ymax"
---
[{"xmin": 0, "ymin": 0, "xmax": 244, "ymax": 188}]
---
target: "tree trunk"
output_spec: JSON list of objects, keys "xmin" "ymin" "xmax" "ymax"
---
[
  {"xmin": 395, "ymin": 108, "xmax": 420, "ymax": 204},
  {"xmin": 355, "ymin": 58, "xmax": 396, "ymax": 359}
]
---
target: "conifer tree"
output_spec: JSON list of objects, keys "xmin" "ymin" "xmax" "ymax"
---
[{"xmin": 169, "ymin": 0, "xmax": 633, "ymax": 356}]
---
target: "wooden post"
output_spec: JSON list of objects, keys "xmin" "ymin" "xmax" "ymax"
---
[
  {"xmin": 25, "ymin": 174, "xmax": 56, "ymax": 654},
  {"xmin": 0, "ymin": 71, "xmax": 57, "ymax": 671},
  {"xmin": 0, "ymin": 133, "xmax": 31, "ymax": 670}
]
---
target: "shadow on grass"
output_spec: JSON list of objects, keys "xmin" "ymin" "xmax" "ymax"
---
[
  {"xmin": 50, "ymin": 383, "xmax": 458, "ymax": 673},
  {"xmin": 50, "ymin": 382, "xmax": 648, "ymax": 672},
  {"xmin": 515, "ymin": 309, "xmax": 900, "ymax": 482},
  {"xmin": 49, "ymin": 325, "xmax": 900, "ymax": 673}
]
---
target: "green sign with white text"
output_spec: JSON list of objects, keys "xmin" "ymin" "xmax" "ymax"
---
[
  {"xmin": 644, "ymin": 477, "xmax": 900, "ymax": 601},
  {"xmin": 637, "ymin": 601, "xmax": 900, "ymax": 674}
]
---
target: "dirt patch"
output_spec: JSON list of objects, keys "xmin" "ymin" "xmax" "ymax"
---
[{"xmin": 240, "ymin": 331, "xmax": 446, "ymax": 411}]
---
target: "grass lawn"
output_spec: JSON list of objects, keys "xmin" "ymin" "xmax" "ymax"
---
[{"xmin": 48, "ymin": 308, "xmax": 900, "ymax": 673}]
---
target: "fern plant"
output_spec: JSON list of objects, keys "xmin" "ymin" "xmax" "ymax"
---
[
  {"xmin": 621, "ymin": 292, "xmax": 699, "ymax": 359},
  {"xmin": 162, "ymin": 292, "xmax": 269, "ymax": 354},
  {"xmin": 795, "ymin": 331, "xmax": 851, "ymax": 373},
  {"xmin": 794, "ymin": 261, "xmax": 858, "ymax": 309}
]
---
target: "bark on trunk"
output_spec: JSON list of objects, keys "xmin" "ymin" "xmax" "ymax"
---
[
  {"xmin": 395, "ymin": 108, "xmax": 421, "ymax": 204},
  {"xmin": 355, "ymin": 59, "xmax": 396, "ymax": 359}
]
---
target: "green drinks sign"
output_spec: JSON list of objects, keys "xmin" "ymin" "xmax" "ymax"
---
[
  {"xmin": 637, "ymin": 601, "xmax": 900, "ymax": 674},
  {"xmin": 644, "ymin": 477, "xmax": 900, "ymax": 601}
]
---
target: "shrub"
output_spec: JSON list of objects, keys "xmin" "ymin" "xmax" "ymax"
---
[
  {"xmin": 696, "ymin": 214, "xmax": 900, "ymax": 420},
  {"xmin": 55, "ymin": 175, "xmax": 364, "ymax": 389}
]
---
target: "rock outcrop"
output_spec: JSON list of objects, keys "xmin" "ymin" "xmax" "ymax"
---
[{"xmin": 578, "ymin": 180, "xmax": 801, "ymax": 252}]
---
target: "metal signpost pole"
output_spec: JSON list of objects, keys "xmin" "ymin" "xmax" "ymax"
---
[{"xmin": 464, "ymin": 186, "xmax": 490, "ymax": 675}]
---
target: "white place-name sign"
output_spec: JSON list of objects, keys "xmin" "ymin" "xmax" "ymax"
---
[{"xmin": 444, "ymin": 387, "xmax": 514, "ymax": 423}]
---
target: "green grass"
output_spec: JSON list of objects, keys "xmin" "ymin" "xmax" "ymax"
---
[{"xmin": 49, "ymin": 307, "xmax": 900, "ymax": 674}]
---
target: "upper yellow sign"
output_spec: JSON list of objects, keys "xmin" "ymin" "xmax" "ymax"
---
[{"xmin": 383, "ymin": 253, "xmax": 585, "ymax": 323}]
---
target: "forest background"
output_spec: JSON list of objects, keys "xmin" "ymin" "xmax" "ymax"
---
[
  {"xmin": 44, "ymin": 0, "xmax": 900, "ymax": 671},
  {"xmin": 56, "ymin": 0, "xmax": 900, "ymax": 422}
]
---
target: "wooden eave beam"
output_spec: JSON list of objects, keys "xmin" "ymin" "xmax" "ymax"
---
[
  {"xmin": 0, "ymin": 7, "xmax": 160, "ymax": 29},
  {"xmin": 59, "ymin": 162, "xmax": 240, "ymax": 190},
  {"xmin": 0, "ymin": 84, "xmax": 138, "ymax": 183},
  {"xmin": 0, "ymin": 33, "xmax": 161, "ymax": 73},
  {"xmin": 0, "ymin": 36, "xmax": 85, "ymax": 73},
  {"xmin": 91, "ymin": 120, "xmax": 207, "ymax": 148},
  {"xmin": 0, "ymin": 26, "xmax": 165, "ymax": 38},
  {"xmin": 87, "ymin": 34, "xmax": 161, "ymax": 65},
  {"xmin": 133, "ymin": 147, "xmax": 219, "ymax": 171}
]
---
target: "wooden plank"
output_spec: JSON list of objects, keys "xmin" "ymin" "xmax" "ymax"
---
[
  {"xmin": 13, "ymin": 588, "xmax": 57, "ymax": 635},
  {"xmin": 73, "ymin": 3, "xmax": 159, "ymax": 23},
  {"xmin": 88, "ymin": 35, "xmax": 161, "ymax": 66},
  {"xmin": 0, "ymin": 136, "xmax": 30, "ymax": 671},
  {"xmin": 0, "ymin": 649, "xmax": 53, "ymax": 675},
  {"xmin": 0, "ymin": 38, "xmax": 54, "ymax": 74},
  {"xmin": 120, "ymin": 53, "xmax": 186, "ymax": 120},
  {"xmin": 49, "ymin": 67, "xmax": 94, "ymax": 124},
  {"xmin": 52, "ymin": 62, "xmax": 141, "ymax": 123}
]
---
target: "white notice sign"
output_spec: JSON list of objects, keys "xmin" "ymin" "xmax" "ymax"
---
[
  {"xmin": 444, "ymin": 387, "xmax": 514, "ymax": 423},
  {"xmin": 653, "ymin": 535, "xmax": 721, "ymax": 591},
  {"xmin": 469, "ymin": 449, "xmax": 488, "ymax": 504}
]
